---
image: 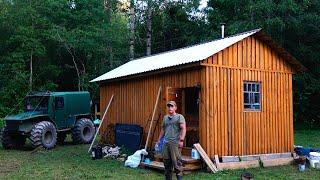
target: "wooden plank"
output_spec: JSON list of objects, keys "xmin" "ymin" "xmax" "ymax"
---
[
  {"xmin": 218, "ymin": 160, "xmax": 260, "ymax": 170},
  {"xmin": 141, "ymin": 159, "xmax": 202, "ymax": 171},
  {"xmin": 209, "ymin": 67, "xmax": 214, "ymax": 156},
  {"xmin": 239, "ymin": 155, "xmax": 260, "ymax": 161},
  {"xmin": 193, "ymin": 143, "xmax": 218, "ymax": 173},
  {"xmin": 260, "ymin": 153, "xmax": 292, "ymax": 160},
  {"xmin": 213, "ymin": 67, "xmax": 218, "ymax": 156},
  {"xmin": 89, "ymin": 95, "xmax": 114, "ymax": 153},
  {"xmin": 221, "ymin": 156, "xmax": 240, "ymax": 163},
  {"xmin": 145, "ymin": 86, "xmax": 162, "ymax": 150},
  {"xmin": 261, "ymin": 157, "xmax": 294, "ymax": 167}
]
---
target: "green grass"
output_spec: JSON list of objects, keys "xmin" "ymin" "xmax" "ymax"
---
[{"xmin": 0, "ymin": 130, "xmax": 319, "ymax": 179}]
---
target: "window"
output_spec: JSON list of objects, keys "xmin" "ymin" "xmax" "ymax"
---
[
  {"xmin": 244, "ymin": 82, "xmax": 261, "ymax": 110},
  {"xmin": 55, "ymin": 97, "xmax": 64, "ymax": 109}
]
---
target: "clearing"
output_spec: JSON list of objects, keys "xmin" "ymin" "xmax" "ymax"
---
[{"xmin": 0, "ymin": 129, "xmax": 319, "ymax": 179}]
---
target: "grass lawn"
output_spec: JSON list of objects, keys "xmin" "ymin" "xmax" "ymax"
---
[{"xmin": 0, "ymin": 129, "xmax": 319, "ymax": 179}]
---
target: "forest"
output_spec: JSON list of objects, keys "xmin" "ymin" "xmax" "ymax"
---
[{"xmin": 0, "ymin": 0, "xmax": 319, "ymax": 127}]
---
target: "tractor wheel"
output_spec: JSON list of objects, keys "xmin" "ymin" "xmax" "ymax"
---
[
  {"xmin": 72, "ymin": 118, "xmax": 95, "ymax": 144},
  {"xmin": 1, "ymin": 127, "xmax": 26, "ymax": 149},
  {"xmin": 30, "ymin": 121, "xmax": 57, "ymax": 149},
  {"xmin": 57, "ymin": 133, "xmax": 67, "ymax": 144}
]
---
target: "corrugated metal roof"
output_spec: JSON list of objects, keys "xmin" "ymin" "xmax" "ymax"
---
[{"xmin": 91, "ymin": 29, "xmax": 261, "ymax": 82}]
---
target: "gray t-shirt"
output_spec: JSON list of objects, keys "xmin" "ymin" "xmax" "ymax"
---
[{"xmin": 162, "ymin": 113, "xmax": 186, "ymax": 143}]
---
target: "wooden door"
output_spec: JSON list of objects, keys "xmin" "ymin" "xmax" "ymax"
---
[{"xmin": 165, "ymin": 87, "xmax": 183, "ymax": 113}]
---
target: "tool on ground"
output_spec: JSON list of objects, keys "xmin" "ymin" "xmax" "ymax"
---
[{"xmin": 88, "ymin": 95, "xmax": 114, "ymax": 153}]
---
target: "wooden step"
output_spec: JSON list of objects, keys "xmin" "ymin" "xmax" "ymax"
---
[
  {"xmin": 141, "ymin": 156, "xmax": 202, "ymax": 172},
  {"xmin": 154, "ymin": 154, "xmax": 201, "ymax": 164}
]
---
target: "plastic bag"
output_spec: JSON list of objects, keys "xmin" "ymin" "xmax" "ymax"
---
[
  {"xmin": 124, "ymin": 149, "xmax": 148, "ymax": 168},
  {"xmin": 155, "ymin": 136, "xmax": 164, "ymax": 154}
]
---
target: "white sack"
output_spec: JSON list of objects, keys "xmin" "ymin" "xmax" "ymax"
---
[{"xmin": 124, "ymin": 149, "xmax": 148, "ymax": 168}]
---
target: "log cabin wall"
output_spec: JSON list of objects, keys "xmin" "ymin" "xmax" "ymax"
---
[
  {"xmin": 200, "ymin": 35, "xmax": 294, "ymax": 157},
  {"xmin": 99, "ymin": 35, "xmax": 295, "ymax": 158},
  {"xmin": 99, "ymin": 67, "xmax": 202, "ymax": 146}
]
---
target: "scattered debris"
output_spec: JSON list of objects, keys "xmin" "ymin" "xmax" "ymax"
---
[
  {"xmin": 103, "ymin": 145, "xmax": 120, "ymax": 158},
  {"xmin": 294, "ymin": 145, "xmax": 320, "ymax": 169}
]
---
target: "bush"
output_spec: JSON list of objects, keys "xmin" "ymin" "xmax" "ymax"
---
[{"xmin": 0, "ymin": 118, "xmax": 4, "ymax": 129}]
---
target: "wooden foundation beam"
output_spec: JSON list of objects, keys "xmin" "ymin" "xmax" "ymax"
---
[{"xmin": 261, "ymin": 157, "xmax": 294, "ymax": 167}]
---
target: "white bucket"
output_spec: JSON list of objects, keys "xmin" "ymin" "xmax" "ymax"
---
[{"xmin": 191, "ymin": 149, "xmax": 200, "ymax": 159}]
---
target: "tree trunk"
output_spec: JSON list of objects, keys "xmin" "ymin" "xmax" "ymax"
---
[
  {"xmin": 129, "ymin": 0, "xmax": 135, "ymax": 60},
  {"xmin": 29, "ymin": 50, "xmax": 33, "ymax": 92},
  {"xmin": 56, "ymin": 32, "xmax": 81, "ymax": 91},
  {"xmin": 146, "ymin": 0, "xmax": 152, "ymax": 56}
]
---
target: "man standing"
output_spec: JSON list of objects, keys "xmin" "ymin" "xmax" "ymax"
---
[{"xmin": 157, "ymin": 101, "xmax": 186, "ymax": 180}]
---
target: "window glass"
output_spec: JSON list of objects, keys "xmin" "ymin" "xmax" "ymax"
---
[
  {"xmin": 55, "ymin": 97, "xmax": 64, "ymax": 109},
  {"xmin": 244, "ymin": 82, "xmax": 261, "ymax": 111}
]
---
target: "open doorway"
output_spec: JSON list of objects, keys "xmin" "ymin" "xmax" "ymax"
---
[{"xmin": 166, "ymin": 86, "xmax": 200, "ymax": 147}]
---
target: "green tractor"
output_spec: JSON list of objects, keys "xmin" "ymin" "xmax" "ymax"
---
[{"xmin": 1, "ymin": 91, "xmax": 95, "ymax": 149}]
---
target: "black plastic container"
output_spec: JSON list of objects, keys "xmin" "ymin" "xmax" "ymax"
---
[
  {"xmin": 115, "ymin": 123, "xmax": 143, "ymax": 153},
  {"xmin": 91, "ymin": 145, "xmax": 103, "ymax": 160}
]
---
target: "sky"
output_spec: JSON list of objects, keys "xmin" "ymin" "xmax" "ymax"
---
[{"xmin": 199, "ymin": 0, "xmax": 208, "ymax": 10}]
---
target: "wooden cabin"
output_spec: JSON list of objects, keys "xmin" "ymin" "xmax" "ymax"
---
[{"xmin": 91, "ymin": 29, "xmax": 306, "ymax": 158}]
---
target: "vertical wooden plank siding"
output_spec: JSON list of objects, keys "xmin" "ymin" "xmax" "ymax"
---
[
  {"xmin": 99, "ymin": 35, "xmax": 295, "ymax": 158},
  {"xmin": 99, "ymin": 68, "xmax": 202, "ymax": 146},
  {"xmin": 200, "ymin": 36, "xmax": 294, "ymax": 157}
]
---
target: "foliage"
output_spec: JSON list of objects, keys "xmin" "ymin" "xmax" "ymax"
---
[
  {"xmin": 0, "ymin": 0, "xmax": 129, "ymax": 117},
  {"xmin": 0, "ymin": 0, "xmax": 319, "ymax": 127},
  {"xmin": 0, "ymin": 118, "xmax": 4, "ymax": 129}
]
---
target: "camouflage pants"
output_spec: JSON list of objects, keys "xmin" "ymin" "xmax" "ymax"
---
[{"xmin": 162, "ymin": 142, "xmax": 183, "ymax": 180}]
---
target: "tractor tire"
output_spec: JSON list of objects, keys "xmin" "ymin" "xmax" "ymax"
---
[
  {"xmin": 57, "ymin": 133, "xmax": 67, "ymax": 144},
  {"xmin": 72, "ymin": 118, "xmax": 95, "ymax": 144},
  {"xmin": 1, "ymin": 127, "xmax": 26, "ymax": 149},
  {"xmin": 30, "ymin": 121, "xmax": 57, "ymax": 149}
]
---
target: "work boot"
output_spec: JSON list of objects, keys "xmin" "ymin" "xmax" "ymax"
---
[
  {"xmin": 176, "ymin": 175, "xmax": 182, "ymax": 180},
  {"xmin": 165, "ymin": 173, "xmax": 172, "ymax": 180}
]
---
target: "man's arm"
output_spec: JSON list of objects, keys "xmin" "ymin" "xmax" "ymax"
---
[
  {"xmin": 158, "ymin": 117, "xmax": 165, "ymax": 143},
  {"xmin": 179, "ymin": 122, "xmax": 186, "ymax": 142},
  {"xmin": 178, "ymin": 122, "xmax": 186, "ymax": 148}
]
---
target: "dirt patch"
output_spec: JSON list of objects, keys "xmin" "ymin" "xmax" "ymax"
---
[{"xmin": 0, "ymin": 160, "xmax": 20, "ymax": 176}]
